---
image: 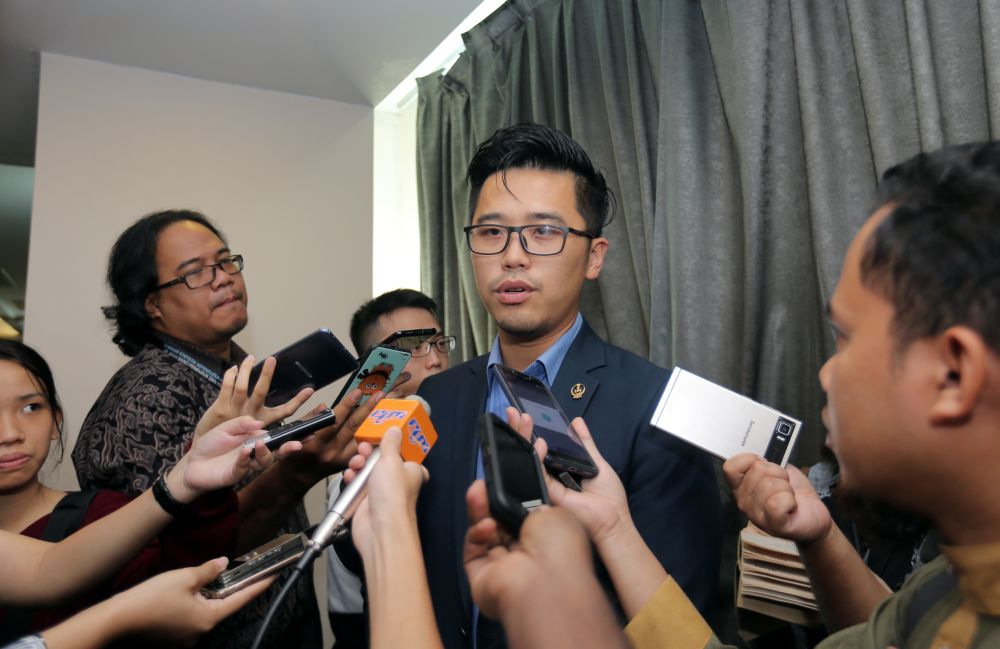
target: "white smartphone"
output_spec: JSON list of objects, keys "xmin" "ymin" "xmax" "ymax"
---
[{"xmin": 650, "ymin": 367, "xmax": 802, "ymax": 466}]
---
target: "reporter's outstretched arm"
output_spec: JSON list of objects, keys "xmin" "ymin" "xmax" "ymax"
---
[
  {"xmin": 234, "ymin": 387, "xmax": 383, "ymax": 552},
  {"xmin": 0, "ymin": 416, "xmax": 274, "ymax": 605},
  {"xmin": 504, "ymin": 408, "xmax": 667, "ymax": 619},
  {"xmin": 347, "ymin": 428, "xmax": 442, "ymax": 649},
  {"xmin": 38, "ymin": 558, "xmax": 273, "ymax": 649},
  {"xmin": 724, "ymin": 453, "xmax": 891, "ymax": 630}
]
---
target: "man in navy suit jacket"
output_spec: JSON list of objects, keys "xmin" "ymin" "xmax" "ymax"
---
[{"xmin": 416, "ymin": 123, "xmax": 722, "ymax": 649}]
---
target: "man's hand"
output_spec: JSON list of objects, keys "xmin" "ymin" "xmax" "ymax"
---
[
  {"xmin": 194, "ymin": 355, "xmax": 314, "ymax": 438},
  {"xmin": 168, "ymin": 416, "xmax": 302, "ymax": 502},
  {"xmin": 276, "ymin": 389, "xmax": 385, "ymax": 486},
  {"xmin": 723, "ymin": 453, "xmax": 832, "ymax": 543},
  {"xmin": 505, "ymin": 407, "xmax": 631, "ymax": 545},
  {"xmin": 463, "ymin": 479, "xmax": 593, "ymax": 621},
  {"xmin": 107, "ymin": 557, "xmax": 274, "ymax": 645}
]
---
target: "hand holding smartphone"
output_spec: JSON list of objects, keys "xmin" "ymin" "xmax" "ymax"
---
[
  {"xmin": 201, "ymin": 534, "xmax": 306, "ymax": 598},
  {"xmin": 479, "ymin": 413, "xmax": 550, "ymax": 537},
  {"xmin": 332, "ymin": 345, "xmax": 412, "ymax": 407},
  {"xmin": 247, "ymin": 329, "xmax": 357, "ymax": 407},
  {"xmin": 491, "ymin": 365, "xmax": 599, "ymax": 480}
]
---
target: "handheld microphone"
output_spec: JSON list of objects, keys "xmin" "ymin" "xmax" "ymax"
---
[
  {"xmin": 303, "ymin": 395, "xmax": 438, "ymax": 553},
  {"xmin": 251, "ymin": 395, "xmax": 437, "ymax": 649}
]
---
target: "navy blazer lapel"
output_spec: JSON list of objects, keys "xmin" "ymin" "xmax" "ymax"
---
[{"xmin": 550, "ymin": 321, "xmax": 606, "ymax": 420}]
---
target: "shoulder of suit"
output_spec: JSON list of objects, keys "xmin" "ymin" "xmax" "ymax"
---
[
  {"xmin": 592, "ymin": 338, "xmax": 670, "ymax": 381},
  {"xmin": 418, "ymin": 353, "xmax": 489, "ymax": 393}
]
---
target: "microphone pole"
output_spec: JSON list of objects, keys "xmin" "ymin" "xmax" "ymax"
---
[{"xmin": 250, "ymin": 448, "xmax": 383, "ymax": 649}]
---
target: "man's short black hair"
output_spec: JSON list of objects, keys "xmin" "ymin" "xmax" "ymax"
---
[
  {"xmin": 862, "ymin": 141, "xmax": 1000, "ymax": 354},
  {"xmin": 466, "ymin": 123, "xmax": 614, "ymax": 236},
  {"xmin": 349, "ymin": 288, "xmax": 440, "ymax": 354},
  {"xmin": 102, "ymin": 209, "xmax": 227, "ymax": 357}
]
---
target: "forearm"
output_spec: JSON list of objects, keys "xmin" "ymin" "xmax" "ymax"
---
[
  {"xmin": 797, "ymin": 523, "xmax": 891, "ymax": 631},
  {"xmin": 498, "ymin": 570, "xmax": 629, "ymax": 649},
  {"xmin": 594, "ymin": 515, "xmax": 668, "ymax": 620},
  {"xmin": 40, "ymin": 595, "xmax": 138, "ymax": 649},
  {"xmin": 235, "ymin": 463, "xmax": 314, "ymax": 553},
  {"xmin": 19, "ymin": 491, "xmax": 172, "ymax": 605},
  {"xmin": 362, "ymin": 519, "xmax": 442, "ymax": 649}
]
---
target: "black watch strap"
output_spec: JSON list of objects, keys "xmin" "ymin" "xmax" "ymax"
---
[{"xmin": 153, "ymin": 474, "xmax": 191, "ymax": 517}]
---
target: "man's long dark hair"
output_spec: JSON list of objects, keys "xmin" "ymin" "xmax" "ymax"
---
[{"xmin": 103, "ymin": 210, "xmax": 227, "ymax": 356}]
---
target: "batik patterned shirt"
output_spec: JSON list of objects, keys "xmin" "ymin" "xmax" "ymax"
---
[{"xmin": 72, "ymin": 334, "xmax": 322, "ymax": 649}]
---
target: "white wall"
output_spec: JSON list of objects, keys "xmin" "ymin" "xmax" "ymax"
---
[
  {"xmin": 23, "ymin": 53, "xmax": 373, "ymax": 641},
  {"xmin": 26, "ymin": 52, "xmax": 373, "ymax": 487},
  {"xmin": 372, "ymin": 95, "xmax": 420, "ymax": 294}
]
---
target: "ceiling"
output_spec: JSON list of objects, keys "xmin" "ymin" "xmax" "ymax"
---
[
  {"xmin": 0, "ymin": 0, "xmax": 482, "ymax": 107},
  {"xmin": 0, "ymin": 0, "xmax": 487, "ymax": 337}
]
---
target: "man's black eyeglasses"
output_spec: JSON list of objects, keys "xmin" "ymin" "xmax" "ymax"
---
[
  {"xmin": 153, "ymin": 255, "xmax": 244, "ymax": 291},
  {"xmin": 463, "ymin": 224, "xmax": 594, "ymax": 256},
  {"xmin": 410, "ymin": 335, "xmax": 457, "ymax": 357}
]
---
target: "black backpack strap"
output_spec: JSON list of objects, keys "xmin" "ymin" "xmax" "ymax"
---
[
  {"xmin": 1, "ymin": 490, "xmax": 101, "ymax": 643},
  {"xmin": 901, "ymin": 564, "xmax": 958, "ymax": 643},
  {"xmin": 40, "ymin": 490, "xmax": 100, "ymax": 542}
]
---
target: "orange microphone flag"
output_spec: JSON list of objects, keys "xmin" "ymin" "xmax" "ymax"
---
[{"xmin": 354, "ymin": 398, "xmax": 438, "ymax": 463}]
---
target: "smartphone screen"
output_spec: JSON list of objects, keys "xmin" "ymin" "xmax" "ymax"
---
[
  {"xmin": 333, "ymin": 345, "xmax": 412, "ymax": 407},
  {"xmin": 492, "ymin": 365, "xmax": 598, "ymax": 478}
]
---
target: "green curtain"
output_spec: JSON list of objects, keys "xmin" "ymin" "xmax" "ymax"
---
[
  {"xmin": 417, "ymin": 0, "xmax": 1000, "ymax": 462},
  {"xmin": 417, "ymin": 0, "xmax": 1000, "ymax": 640}
]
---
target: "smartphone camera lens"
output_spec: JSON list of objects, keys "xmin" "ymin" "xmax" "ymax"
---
[{"xmin": 777, "ymin": 421, "xmax": 791, "ymax": 435}]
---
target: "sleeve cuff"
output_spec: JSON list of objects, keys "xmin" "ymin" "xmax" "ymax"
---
[{"xmin": 625, "ymin": 577, "xmax": 714, "ymax": 649}]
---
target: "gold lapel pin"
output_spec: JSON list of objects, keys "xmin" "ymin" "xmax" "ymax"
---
[{"xmin": 570, "ymin": 383, "xmax": 586, "ymax": 400}]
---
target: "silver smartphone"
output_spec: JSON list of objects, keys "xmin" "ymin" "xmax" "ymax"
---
[
  {"xmin": 200, "ymin": 533, "xmax": 305, "ymax": 599},
  {"xmin": 650, "ymin": 367, "xmax": 802, "ymax": 466}
]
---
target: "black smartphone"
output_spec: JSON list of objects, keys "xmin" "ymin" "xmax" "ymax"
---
[
  {"xmin": 478, "ymin": 413, "xmax": 550, "ymax": 537},
  {"xmin": 378, "ymin": 328, "xmax": 438, "ymax": 351},
  {"xmin": 331, "ymin": 345, "xmax": 412, "ymax": 407},
  {"xmin": 241, "ymin": 408, "xmax": 336, "ymax": 456},
  {"xmin": 491, "ymin": 365, "xmax": 599, "ymax": 480},
  {"xmin": 247, "ymin": 329, "xmax": 357, "ymax": 407}
]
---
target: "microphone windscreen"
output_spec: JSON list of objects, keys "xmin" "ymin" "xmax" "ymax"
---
[
  {"xmin": 354, "ymin": 398, "xmax": 438, "ymax": 463},
  {"xmin": 404, "ymin": 394, "xmax": 432, "ymax": 416}
]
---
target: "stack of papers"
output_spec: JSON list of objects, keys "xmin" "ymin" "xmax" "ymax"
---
[{"xmin": 736, "ymin": 523, "xmax": 822, "ymax": 626}]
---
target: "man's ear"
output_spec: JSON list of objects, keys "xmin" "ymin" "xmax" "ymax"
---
[
  {"xmin": 144, "ymin": 293, "xmax": 163, "ymax": 321},
  {"xmin": 928, "ymin": 326, "xmax": 987, "ymax": 425},
  {"xmin": 585, "ymin": 237, "xmax": 609, "ymax": 280}
]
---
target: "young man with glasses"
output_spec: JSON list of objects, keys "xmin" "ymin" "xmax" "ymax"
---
[
  {"xmin": 72, "ymin": 210, "xmax": 365, "ymax": 649},
  {"xmin": 348, "ymin": 288, "xmax": 456, "ymax": 398},
  {"xmin": 414, "ymin": 123, "xmax": 722, "ymax": 649},
  {"xmin": 326, "ymin": 288, "xmax": 456, "ymax": 648}
]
